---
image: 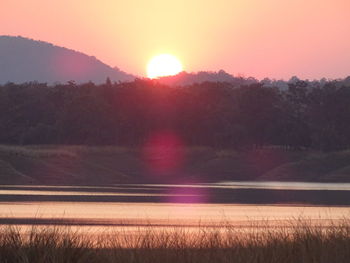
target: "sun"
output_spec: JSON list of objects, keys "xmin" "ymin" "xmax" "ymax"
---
[{"xmin": 147, "ymin": 54, "xmax": 183, "ymax": 79}]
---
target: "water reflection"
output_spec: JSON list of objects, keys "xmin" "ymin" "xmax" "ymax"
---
[
  {"xmin": 215, "ymin": 181, "xmax": 350, "ymax": 191},
  {"xmin": 0, "ymin": 202, "xmax": 349, "ymax": 228},
  {"xmin": 1, "ymin": 182, "xmax": 350, "ymax": 205},
  {"xmin": 0, "ymin": 182, "xmax": 349, "ymax": 229}
]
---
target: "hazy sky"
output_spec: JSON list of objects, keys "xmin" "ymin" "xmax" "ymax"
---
[{"xmin": 1, "ymin": 0, "xmax": 350, "ymax": 79}]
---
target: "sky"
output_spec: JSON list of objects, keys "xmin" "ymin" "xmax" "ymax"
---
[{"xmin": 1, "ymin": 0, "xmax": 350, "ymax": 80}]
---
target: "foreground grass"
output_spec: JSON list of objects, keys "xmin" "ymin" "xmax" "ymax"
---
[{"xmin": 0, "ymin": 219, "xmax": 350, "ymax": 262}]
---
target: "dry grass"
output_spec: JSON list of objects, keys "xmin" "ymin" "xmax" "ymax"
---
[
  {"xmin": 2, "ymin": 144, "xmax": 350, "ymax": 184},
  {"xmin": 0, "ymin": 145, "xmax": 134, "ymax": 158},
  {"xmin": 0, "ymin": 219, "xmax": 350, "ymax": 262},
  {"xmin": 0, "ymin": 145, "xmax": 78, "ymax": 158}
]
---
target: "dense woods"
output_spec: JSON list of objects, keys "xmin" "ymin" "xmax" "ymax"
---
[{"xmin": 1, "ymin": 78, "xmax": 350, "ymax": 152}]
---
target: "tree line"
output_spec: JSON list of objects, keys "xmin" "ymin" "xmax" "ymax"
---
[{"xmin": 1, "ymin": 78, "xmax": 350, "ymax": 151}]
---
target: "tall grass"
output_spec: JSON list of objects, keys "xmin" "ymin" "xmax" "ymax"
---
[{"xmin": 0, "ymin": 219, "xmax": 349, "ymax": 262}]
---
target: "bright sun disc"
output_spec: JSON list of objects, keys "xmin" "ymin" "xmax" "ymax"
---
[{"xmin": 147, "ymin": 54, "xmax": 183, "ymax": 79}]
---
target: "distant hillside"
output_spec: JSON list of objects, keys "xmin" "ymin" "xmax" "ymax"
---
[
  {"xmin": 156, "ymin": 70, "xmax": 258, "ymax": 86},
  {"xmin": 0, "ymin": 145, "xmax": 349, "ymax": 185},
  {"xmin": 0, "ymin": 36, "xmax": 135, "ymax": 84},
  {"xmin": 156, "ymin": 71, "xmax": 350, "ymax": 90}
]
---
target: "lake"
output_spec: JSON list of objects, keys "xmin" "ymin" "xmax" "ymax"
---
[{"xmin": 0, "ymin": 182, "xmax": 349, "ymax": 231}]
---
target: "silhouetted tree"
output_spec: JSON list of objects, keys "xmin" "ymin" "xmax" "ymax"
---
[{"xmin": 0, "ymin": 78, "xmax": 350, "ymax": 151}]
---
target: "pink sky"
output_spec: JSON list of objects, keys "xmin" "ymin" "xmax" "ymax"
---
[{"xmin": 1, "ymin": 0, "xmax": 350, "ymax": 79}]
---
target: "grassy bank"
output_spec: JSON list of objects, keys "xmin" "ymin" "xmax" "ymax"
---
[
  {"xmin": 0, "ymin": 220, "xmax": 350, "ymax": 262},
  {"xmin": 1, "ymin": 145, "xmax": 350, "ymax": 184}
]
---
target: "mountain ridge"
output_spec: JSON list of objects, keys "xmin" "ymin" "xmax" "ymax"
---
[{"xmin": 0, "ymin": 35, "xmax": 135, "ymax": 84}]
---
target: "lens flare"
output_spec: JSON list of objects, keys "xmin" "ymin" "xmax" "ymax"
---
[{"xmin": 142, "ymin": 131, "xmax": 184, "ymax": 178}]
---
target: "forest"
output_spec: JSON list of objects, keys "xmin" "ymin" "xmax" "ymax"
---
[{"xmin": 1, "ymin": 78, "xmax": 350, "ymax": 152}]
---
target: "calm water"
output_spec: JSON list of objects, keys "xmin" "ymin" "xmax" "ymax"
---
[
  {"xmin": 143, "ymin": 181, "xmax": 350, "ymax": 191},
  {"xmin": 0, "ymin": 182, "xmax": 349, "ymax": 230}
]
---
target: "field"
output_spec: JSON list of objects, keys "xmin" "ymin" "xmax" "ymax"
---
[
  {"xmin": 0, "ymin": 219, "xmax": 349, "ymax": 263},
  {"xmin": 1, "ymin": 145, "xmax": 350, "ymax": 185}
]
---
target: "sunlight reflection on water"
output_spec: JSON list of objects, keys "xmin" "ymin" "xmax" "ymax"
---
[{"xmin": 0, "ymin": 182, "xmax": 349, "ymax": 233}]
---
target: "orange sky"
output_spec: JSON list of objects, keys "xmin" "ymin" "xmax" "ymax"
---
[{"xmin": 1, "ymin": 0, "xmax": 350, "ymax": 79}]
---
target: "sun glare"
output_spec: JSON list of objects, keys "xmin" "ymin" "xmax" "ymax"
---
[{"xmin": 147, "ymin": 54, "xmax": 183, "ymax": 79}]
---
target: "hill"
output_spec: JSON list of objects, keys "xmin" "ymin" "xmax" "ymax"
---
[
  {"xmin": 0, "ymin": 36, "xmax": 135, "ymax": 84},
  {"xmin": 156, "ymin": 70, "xmax": 258, "ymax": 86},
  {"xmin": 0, "ymin": 145, "xmax": 349, "ymax": 185}
]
